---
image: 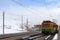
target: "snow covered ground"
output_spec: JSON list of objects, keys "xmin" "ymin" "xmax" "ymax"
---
[
  {"xmin": 52, "ymin": 34, "xmax": 58, "ymax": 40},
  {"xmin": 0, "ymin": 27, "xmax": 27, "ymax": 34}
]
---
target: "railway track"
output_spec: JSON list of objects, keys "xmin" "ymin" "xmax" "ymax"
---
[
  {"xmin": 16, "ymin": 33, "xmax": 47, "ymax": 40},
  {"xmin": 0, "ymin": 31, "xmax": 41, "ymax": 40},
  {"xmin": 23, "ymin": 33, "xmax": 43, "ymax": 40},
  {"xmin": 0, "ymin": 31, "xmax": 56, "ymax": 40},
  {"xmin": 47, "ymin": 35, "xmax": 55, "ymax": 40},
  {"xmin": 34, "ymin": 35, "xmax": 48, "ymax": 40},
  {"xmin": 45, "ymin": 34, "xmax": 55, "ymax": 40},
  {"xmin": 26, "ymin": 35, "xmax": 45, "ymax": 40},
  {"xmin": 17, "ymin": 34, "xmax": 55, "ymax": 40}
]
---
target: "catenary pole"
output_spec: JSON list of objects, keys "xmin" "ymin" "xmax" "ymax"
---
[{"xmin": 3, "ymin": 11, "xmax": 5, "ymax": 34}]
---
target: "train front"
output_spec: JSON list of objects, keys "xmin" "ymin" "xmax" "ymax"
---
[{"xmin": 41, "ymin": 21, "xmax": 58, "ymax": 35}]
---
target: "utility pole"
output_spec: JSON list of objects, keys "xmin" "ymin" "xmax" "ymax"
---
[
  {"xmin": 21, "ymin": 15, "xmax": 24, "ymax": 30},
  {"xmin": 3, "ymin": 11, "xmax": 5, "ymax": 34},
  {"xmin": 26, "ymin": 18, "xmax": 28, "ymax": 30}
]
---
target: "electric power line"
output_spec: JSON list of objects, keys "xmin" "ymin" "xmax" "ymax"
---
[{"xmin": 11, "ymin": 0, "xmax": 41, "ymax": 17}]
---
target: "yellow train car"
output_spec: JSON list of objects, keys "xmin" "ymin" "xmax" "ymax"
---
[{"xmin": 42, "ymin": 21, "xmax": 58, "ymax": 35}]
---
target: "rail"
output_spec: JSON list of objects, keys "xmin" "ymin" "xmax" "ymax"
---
[{"xmin": 45, "ymin": 34, "xmax": 56, "ymax": 40}]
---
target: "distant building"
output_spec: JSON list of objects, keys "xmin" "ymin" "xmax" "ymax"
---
[
  {"xmin": 58, "ymin": 26, "xmax": 60, "ymax": 30},
  {"xmin": 32, "ymin": 24, "xmax": 42, "ymax": 31}
]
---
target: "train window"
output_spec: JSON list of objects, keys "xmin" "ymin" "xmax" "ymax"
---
[{"xmin": 44, "ymin": 23, "xmax": 50, "ymax": 28}]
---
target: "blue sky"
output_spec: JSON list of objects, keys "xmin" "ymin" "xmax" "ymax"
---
[
  {"xmin": 0, "ymin": 0, "xmax": 60, "ymax": 28},
  {"xmin": 0, "ymin": 0, "xmax": 60, "ymax": 10},
  {"xmin": 14, "ymin": 0, "xmax": 60, "ymax": 7},
  {"xmin": 0, "ymin": 0, "xmax": 60, "ymax": 9}
]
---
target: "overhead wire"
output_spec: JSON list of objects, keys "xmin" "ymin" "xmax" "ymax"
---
[{"xmin": 11, "ymin": 0, "xmax": 41, "ymax": 17}]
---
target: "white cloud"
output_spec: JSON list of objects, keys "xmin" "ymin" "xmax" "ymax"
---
[{"xmin": 3, "ymin": 5, "xmax": 60, "ymax": 25}]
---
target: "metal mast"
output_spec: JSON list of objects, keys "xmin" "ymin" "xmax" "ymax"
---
[
  {"xmin": 21, "ymin": 15, "xmax": 24, "ymax": 30},
  {"xmin": 26, "ymin": 18, "xmax": 28, "ymax": 30},
  {"xmin": 3, "ymin": 11, "xmax": 5, "ymax": 34}
]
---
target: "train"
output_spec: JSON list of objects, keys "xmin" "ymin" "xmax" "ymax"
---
[{"xmin": 41, "ymin": 20, "xmax": 58, "ymax": 35}]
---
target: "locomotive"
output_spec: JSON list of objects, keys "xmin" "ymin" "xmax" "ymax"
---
[{"xmin": 41, "ymin": 21, "xmax": 58, "ymax": 35}]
